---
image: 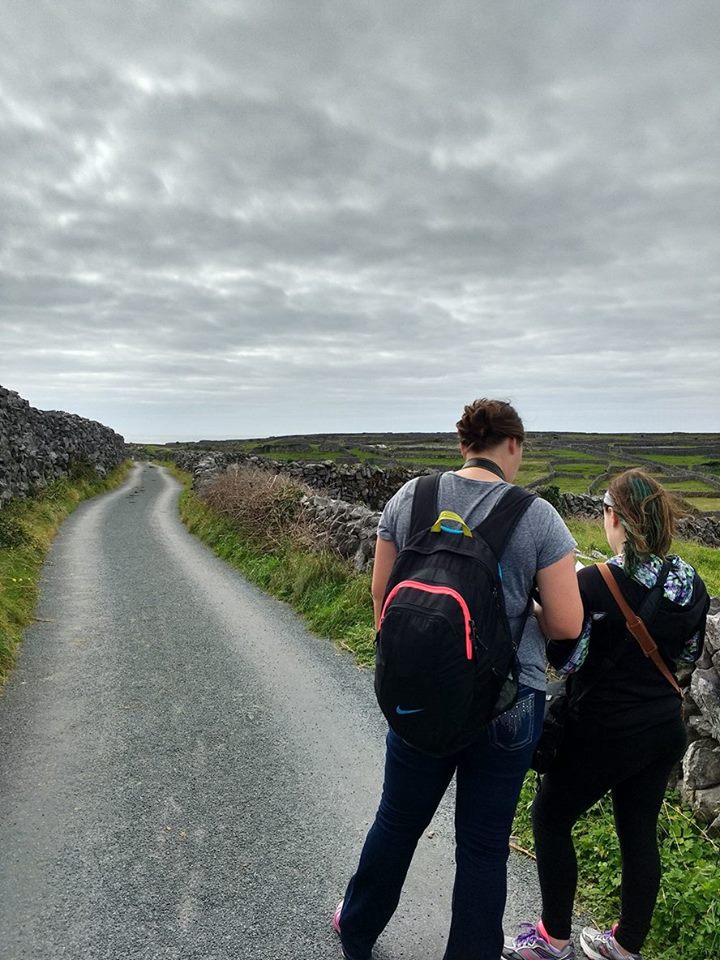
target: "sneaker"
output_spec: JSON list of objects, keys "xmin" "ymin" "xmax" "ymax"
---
[
  {"xmin": 580, "ymin": 926, "xmax": 641, "ymax": 960},
  {"xmin": 332, "ymin": 899, "xmax": 343, "ymax": 937},
  {"xmin": 503, "ymin": 921, "xmax": 576, "ymax": 959},
  {"xmin": 332, "ymin": 900, "xmax": 362, "ymax": 960}
]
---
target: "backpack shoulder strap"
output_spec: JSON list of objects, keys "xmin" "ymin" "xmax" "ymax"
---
[
  {"xmin": 475, "ymin": 485, "xmax": 536, "ymax": 559},
  {"xmin": 408, "ymin": 472, "xmax": 441, "ymax": 538}
]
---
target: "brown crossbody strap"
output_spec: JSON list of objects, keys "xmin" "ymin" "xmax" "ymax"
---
[{"xmin": 597, "ymin": 563, "xmax": 682, "ymax": 696}]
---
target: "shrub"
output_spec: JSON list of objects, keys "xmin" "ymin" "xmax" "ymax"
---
[
  {"xmin": 537, "ymin": 484, "xmax": 563, "ymax": 513},
  {"xmin": 201, "ymin": 466, "xmax": 314, "ymax": 551}
]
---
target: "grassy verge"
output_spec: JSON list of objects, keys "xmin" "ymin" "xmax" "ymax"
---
[
  {"xmin": 0, "ymin": 460, "xmax": 133, "ymax": 684},
  {"xmin": 163, "ymin": 461, "xmax": 720, "ymax": 959}
]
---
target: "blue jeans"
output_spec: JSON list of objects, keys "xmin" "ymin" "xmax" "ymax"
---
[{"xmin": 339, "ymin": 686, "xmax": 544, "ymax": 960}]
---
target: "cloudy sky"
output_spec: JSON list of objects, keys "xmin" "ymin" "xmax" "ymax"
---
[{"xmin": 1, "ymin": 1, "xmax": 718, "ymax": 442}]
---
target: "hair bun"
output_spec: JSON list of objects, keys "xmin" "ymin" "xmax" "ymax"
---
[{"xmin": 456, "ymin": 398, "xmax": 524, "ymax": 451}]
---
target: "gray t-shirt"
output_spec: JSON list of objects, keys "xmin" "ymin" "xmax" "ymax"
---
[{"xmin": 377, "ymin": 471, "xmax": 577, "ymax": 691}]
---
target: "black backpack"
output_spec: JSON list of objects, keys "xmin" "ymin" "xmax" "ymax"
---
[{"xmin": 374, "ymin": 473, "xmax": 536, "ymax": 756}]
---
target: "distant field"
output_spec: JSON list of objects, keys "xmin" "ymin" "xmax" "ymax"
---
[
  {"xmin": 661, "ymin": 479, "xmax": 717, "ymax": 492},
  {"xmin": 685, "ymin": 497, "xmax": 720, "ymax": 513},
  {"xmin": 146, "ymin": 432, "xmax": 720, "ymax": 515}
]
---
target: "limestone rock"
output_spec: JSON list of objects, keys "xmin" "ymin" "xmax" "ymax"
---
[
  {"xmin": 682, "ymin": 739, "xmax": 720, "ymax": 790},
  {"xmin": 0, "ymin": 385, "xmax": 125, "ymax": 507},
  {"xmin": 690, "ymin": 669, "xmax": 720, "ymax": 741},
  {"xmin": 692, "ymin": 784, "xmax": 720, "ymax": 823},
  {"xmin": 688, "ymin": 714, "xmax": 717, "ymax": 741},
  {"xmin": 705, "ymin": 612, "xmax": 720, "ymax": 657}
]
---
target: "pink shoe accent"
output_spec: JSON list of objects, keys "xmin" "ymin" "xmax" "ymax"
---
[
  {"xmin": 332, "ymin": 899, "xmax": 343, "ymax": 936},
  {"xmin": 538, "ymin": 918, "xmax": 571, "ymax": 953}
]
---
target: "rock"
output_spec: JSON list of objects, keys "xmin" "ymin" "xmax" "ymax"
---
[
  {"xmin": 690, "ymin": 669, "xmax": 720, "ymax": 741},
  {"xmin": 682, "ymin": 739, "xmax": 720, "ymax": 790},
  {"xmin": 0, "ymin": 385, "xmax": 125, "ymax": 506},
  {"xmin": 691, "ymin": 784, "xmax": 720, "ymax": 823},
  {"xmin": 705, "ymin": 612, "xmax": 720, "ymax": 657},
  {"xmin": 688, "ymin": 714, "xmax": 717, "ymax": 740}
]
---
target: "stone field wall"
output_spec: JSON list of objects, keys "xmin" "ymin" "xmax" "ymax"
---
[
  {"xmin": 169, "ymin": 450, "xmax": 720, "ymax": 831},
  {"xmin": 0, "ymin": 385, "xmax": 126, "ymax": 505}
]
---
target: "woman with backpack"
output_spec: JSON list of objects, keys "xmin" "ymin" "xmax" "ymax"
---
[
  {"xmin": 504, "ymin": 469, "xmax": 710, "ymax": 960},
  {"xmin": 333, "ymin": 398, "xmax": 584, "ymax": 960}
]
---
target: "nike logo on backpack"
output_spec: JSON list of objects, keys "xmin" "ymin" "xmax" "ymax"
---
[{"xmin": 396, "ymin": 706, "xmax": 425, "ymax": 715}]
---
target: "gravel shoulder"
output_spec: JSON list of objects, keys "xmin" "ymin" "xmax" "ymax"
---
[{"xmin": 0, "ymin": 463, "xmax": 544, "ymax": 959}]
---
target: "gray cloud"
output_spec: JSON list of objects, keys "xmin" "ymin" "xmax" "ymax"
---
[{"xmin": 1, "ymin": 0, "xmax": 718, "ymax": 440}]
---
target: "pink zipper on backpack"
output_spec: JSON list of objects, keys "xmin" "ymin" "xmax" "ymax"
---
[{"xmin": 380, "ymin": 580, "xmax": 473, "ymax": 660}]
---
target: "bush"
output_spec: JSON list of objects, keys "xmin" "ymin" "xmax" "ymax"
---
[
  {"xmin": 201, "ymin": 466, "xmax": 313, "ymax": 551},
  {"xmin": 537, "ymin": 484, "xmax": 563, "ymax": 513}
]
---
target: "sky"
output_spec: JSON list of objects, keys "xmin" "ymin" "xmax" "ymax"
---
[{"xmin": 1, "ymin": 1, "xmax": 719, "ymax": 443}]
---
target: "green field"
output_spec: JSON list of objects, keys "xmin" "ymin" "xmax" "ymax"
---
[
  {"xmin": 140, "ymin": 431, "xmax": 720, "ymax": 514},
  {"xmin": 685, "ymin": 497, "xmax": 720, "ymax": 513},
  {"xmin": 659, "ymin": 479, "xmax": 717, "ymax": 492}
]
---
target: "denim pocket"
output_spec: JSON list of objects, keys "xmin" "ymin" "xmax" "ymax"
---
[{"xmin": 488, "ymin": 690, "xmax": 536, "ymax": 752}]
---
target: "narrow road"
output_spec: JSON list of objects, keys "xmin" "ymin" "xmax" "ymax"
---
[{"xmin": 0, "ymin": 463, "xmax": 542, "ymax": 960}]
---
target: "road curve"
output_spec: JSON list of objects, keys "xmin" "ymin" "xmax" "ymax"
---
[{"xmin": 0, "ymin": 463, "xmax": 543, "ymax": 960}]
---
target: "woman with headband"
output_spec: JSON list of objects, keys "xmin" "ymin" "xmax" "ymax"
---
[{"xmin": 505, "ymin": 469, "xmax": 710, "ymax": 960}]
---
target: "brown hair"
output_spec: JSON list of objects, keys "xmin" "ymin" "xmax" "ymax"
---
[
  {"xmin": 456, "ymin": 398, "xmax": 525, "ymax": 452},
  {"xmin": 606, "ymin": 468, "xmax": 682, "ymax": 573}
]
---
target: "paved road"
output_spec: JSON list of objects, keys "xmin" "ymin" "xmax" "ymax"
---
[{"xmin": 0, "ymin": 463, "xmax": 544, "ymax": 960}]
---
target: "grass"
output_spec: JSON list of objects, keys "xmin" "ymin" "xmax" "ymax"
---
[
  {"xmin": 547, "ymin": 450, "xmax": 610, "ymax": 461},
  {"xmin": 660, "ymin": 479, "xmax": 716, "ymax": 492},
  {"xmin": 685, "ymin": 497, "xmax": 720, "ymax": 513},
  {"xmin": 0, "ymin": 461, "xmax": 133, "ymax": 684},
  {"xmin": 551, "ymin": 462, "xmax": 606, "ymax": 474},
  {"xmin": 648, "ymin": 454, "xmax": 718, "ymax": 466},
  {"xmin": 551, "ymin": 475, "xmax": 608, "ymax": 494}
]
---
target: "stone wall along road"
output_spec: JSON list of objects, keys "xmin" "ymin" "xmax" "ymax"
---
[{"xmin": 0, "ymin": 384, "xmax": 126, "ymax": 505}]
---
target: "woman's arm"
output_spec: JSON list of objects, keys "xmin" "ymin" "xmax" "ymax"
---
[
  {"xmin": 371, "ymin": 537, "xmax": 398, "ymax": 629},
  {"xmin": 534, "ymin": 551, "xmax": 584, "ymax": 640}
]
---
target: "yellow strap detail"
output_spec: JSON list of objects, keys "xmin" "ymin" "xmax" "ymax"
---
[{"xmin": 430, "ymin": 511, "xmax": 473, "ymax": 538}]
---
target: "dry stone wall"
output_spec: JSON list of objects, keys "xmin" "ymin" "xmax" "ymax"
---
[
  {"xmin": 146, "ymin": 449, "xmax": 720, "ymax": 548},
  {"xmin": 0, "ymin": 385, "xmax": 126, "ymax": 505},
  {"xmin": 166, "ymin": 449, "xmax": 419, "ymax": 511},
  {"xmin": 174, "ymin": 451, "xmax": 720, "ymax": 829},
  {"xmin": 559, "ymin": 492, "xmax": 720, "ymax": 547},
  {"xmin": 681, "ymin": 608, "xmax": 720, "ymax": 832}
]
